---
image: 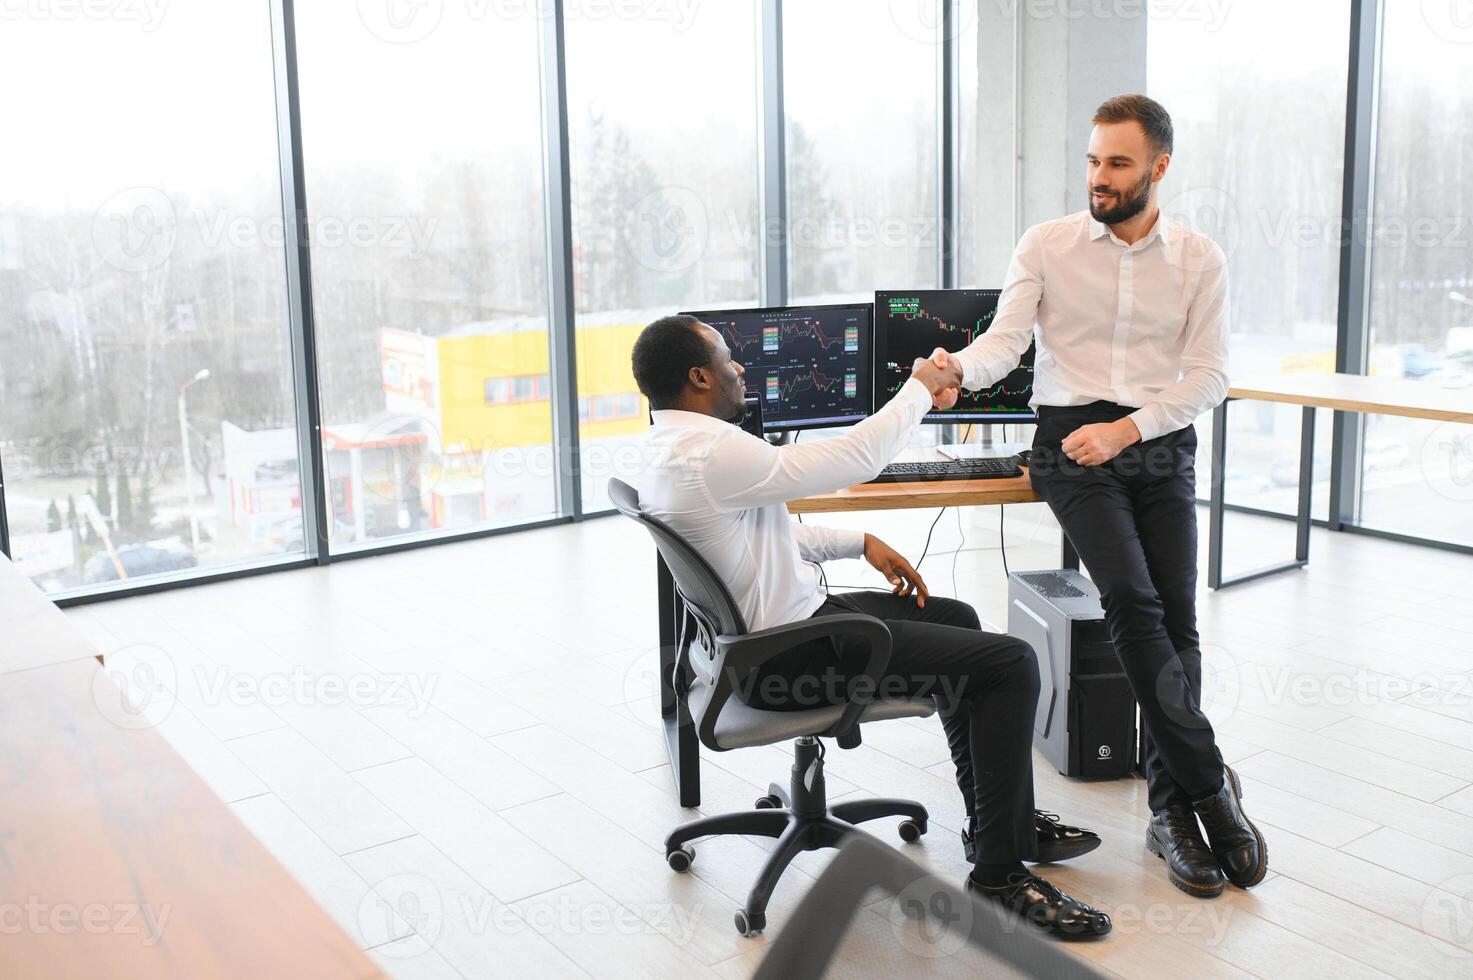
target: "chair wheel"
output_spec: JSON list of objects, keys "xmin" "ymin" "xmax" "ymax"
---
[
  {"xmin": 734, "ymin": 909, "xmax": 765, "ymax": 937},
  {"xmin": 754, "ymin": 794, "xmax": 782, "ymax": 810},
  {"xmin": 666, "ymin": 846, "xmax": 694, "ymax": 872},
  {"xmin": 898, "ymin": 819, "xmax": 926, "ymax": 843}
]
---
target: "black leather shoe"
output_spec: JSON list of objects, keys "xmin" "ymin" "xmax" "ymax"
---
[
  {"xmin": 1146, "ymin": 804, "xmax": 1226, "ymax": 898},
  {"xmin": 966, "ymin": 873, "xmax": 1112, "ymax": 941},
  {"xmin": 1032, "ymin": 810, "xmax": 1102, "ymax": 863},
  {"xmin": 1192, "ymin": 766, "xmax": 1267, "ymax": 888},
  {"xmin": 962, "ymin": 810, "xmax": 1102, "ymax": 864}
]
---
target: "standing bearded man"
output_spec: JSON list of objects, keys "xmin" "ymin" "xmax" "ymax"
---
[{"xmin": 930, "ymin": 93, "xmax": 1265, "ymax": 899}]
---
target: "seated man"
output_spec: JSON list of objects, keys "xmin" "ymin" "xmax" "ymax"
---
[{"xmin": 631, "ymin": 314, "xmax": 1111, "ymax": 940}]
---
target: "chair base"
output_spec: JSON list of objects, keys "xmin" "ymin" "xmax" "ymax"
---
[{"xmin": 663, "ymin": 736, "xmax": 928, "ymax": 936}]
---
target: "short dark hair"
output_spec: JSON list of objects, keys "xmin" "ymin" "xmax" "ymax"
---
[
  {"xmin": 631, "ymin": 314, "xmax": 712, "ymax": 410},
  {"xmin": 1093, "ymin": 93, "xmax": 1173, "ymax": 159}
]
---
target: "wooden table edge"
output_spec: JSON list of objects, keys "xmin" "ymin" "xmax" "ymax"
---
[
  {"xmin": 787, "ymin": 475, "xmax": 1040, "ymax": 513},
  {"xmin": 1227, "ymin": 382, "xmax": 1473, "ymax": 424}
]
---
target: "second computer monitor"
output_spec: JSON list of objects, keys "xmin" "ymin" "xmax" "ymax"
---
[
  {"xmin": 681, "ymin": 304, "xmax": 872, "ymax": 432},
  {"xmin": 873, "ymin": 288, "xmax": 1037, "ymax": 423}
]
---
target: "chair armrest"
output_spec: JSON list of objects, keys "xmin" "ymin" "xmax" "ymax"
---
[{"xmin": 696, "ymin": 613, "xmax": 893, "ymax": 749}]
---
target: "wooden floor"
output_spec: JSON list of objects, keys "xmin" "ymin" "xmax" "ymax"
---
[{"xmin": 69, "ymin": 500, "xmax": 1473, "ymax": 979}]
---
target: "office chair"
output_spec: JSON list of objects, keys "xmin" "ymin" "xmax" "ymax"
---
[{"xmin": 609, "ymin": 478, "xmax": 937, "ymax": 938}]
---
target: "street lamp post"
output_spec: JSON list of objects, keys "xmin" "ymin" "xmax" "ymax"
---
[{"xmin": 178, "ymin": 369, "xmax": 210, "ymax": 555}]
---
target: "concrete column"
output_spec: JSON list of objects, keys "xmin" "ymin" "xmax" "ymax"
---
[
  {"xmin": 968, "ymin": 0, "xmax": 1148, "ymax": 266},
  {"xmin": 1023, "ymin": 1, "xmax": 1148, "ymax": 223}
]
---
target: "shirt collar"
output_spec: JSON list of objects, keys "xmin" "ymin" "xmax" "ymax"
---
[
  {"xmin": 650, "ymin": 408, "xmax": 735, "ymax": 432},
  {"xmin": 1089, "ymin": 210, "xmax": 1171, "ymax": 248}
]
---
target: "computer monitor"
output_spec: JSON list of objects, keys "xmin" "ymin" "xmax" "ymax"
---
[
  {"xmin": 736, "ymin": 393, "xmax": 763, "ymax": 438},
  {"xmin": 681, "ymin": 304, "xmax": 873, "ymax": 432},
  {"xmin": 872, "ymin": 288, "xmax": 1037, "ymax": 423}
]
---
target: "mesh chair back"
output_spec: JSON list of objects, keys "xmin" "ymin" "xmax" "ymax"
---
[{"xmin": 607, "ymin": 478, "xmax": 748, "ymax": 659}]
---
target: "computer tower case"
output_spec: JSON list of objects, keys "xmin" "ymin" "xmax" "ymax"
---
[{"xmin": 1007, "ymin": 569, "xmax": 1137, "ymax": 779}]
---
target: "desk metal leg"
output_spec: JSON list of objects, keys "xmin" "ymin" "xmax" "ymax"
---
[
  {"xmin": 1208, "ymin": 401, "xmax": 1314, "ymax": 589},
  {"xmin": 657, "ymin": 554, "xmax": 701, "ymax": 807},
  {"xmin": 1293, "ymin": 406, "xmax": 1315, "ymax": 565},
  {"xmin": 1207, "ymin": 402, "xmax": 1228, "ymax": 588}
]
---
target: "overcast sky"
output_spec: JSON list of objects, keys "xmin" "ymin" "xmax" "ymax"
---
[{"xmin": 0, "ymin": 0, "xmax": 1464, "ymax": 211}]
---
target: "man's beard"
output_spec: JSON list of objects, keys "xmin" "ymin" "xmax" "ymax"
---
[{"xmin": 1089, "ymin": 169, "xmax": 1153, "ymax": 225}]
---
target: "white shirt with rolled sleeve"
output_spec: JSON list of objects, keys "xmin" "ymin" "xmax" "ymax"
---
[
  {"xmin": 635, "ymin": 377, "xmax": 933, "ymax": 633},
  {"xmin": 954, "ymin": 209, "xmax": 1230, "ymax": 442}
]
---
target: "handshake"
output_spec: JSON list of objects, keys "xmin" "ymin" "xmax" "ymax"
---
[{"xmin": 910, "ymin": 348, "xmax": 964, "ymax": 411}]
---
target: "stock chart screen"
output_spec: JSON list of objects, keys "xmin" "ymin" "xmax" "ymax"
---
[
  {"xmin": 683, "ymin": 304, "xmax": 872, "ymax": 431},
  {"xmin": 873, "ymin": 289, "xmax": 1036, "ymax": 422}
]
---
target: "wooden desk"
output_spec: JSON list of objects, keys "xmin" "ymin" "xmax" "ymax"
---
[
  {"xmin": 1228, "ymin": 372, "xmax": 1473, "ymax": 424},
  {"xmin": 1209, "ymin": 374, "xmax": 1473, "ymax": 589},
  {"xmin": 1, "ymin": 553, "xmax": 102, "ymax": 674},
  {"xmin": 656, "ymin": 467, "xmax": 1077, "ymax": 808},
  {"xmin": 786, "ymin": 471, "xmax": 1041, "ymax": 513},
  {"xmin": 0, "ymin": 558, "xmax": 384, "ymax": 980}
]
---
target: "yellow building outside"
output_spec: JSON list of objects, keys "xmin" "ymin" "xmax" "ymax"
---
[
  {"xmin": 379, "ymin": 319, "xmax": 648, "ymax": 528},
  {"xmin": 421, "ymin": 322, "xmax": 646, "ymax": 454}
]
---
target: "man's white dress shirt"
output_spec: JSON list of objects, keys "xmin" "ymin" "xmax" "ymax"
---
[
  {"xmin": 954, "ymin": 209, "xmax": 1230, "ymax": 442},
  {"xmin": 636, "ymin": 378, "xmax": 932, "ymax": 633}
]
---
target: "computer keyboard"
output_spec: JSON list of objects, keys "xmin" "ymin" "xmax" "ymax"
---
[{"xmin": 864, "ymin": 457, "xmax": 1023, "ymax": 484}]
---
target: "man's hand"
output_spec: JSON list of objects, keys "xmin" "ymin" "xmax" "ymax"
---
[
  {"xmin": 1061, "ymin": 418, "xmax": 1141, "ymax": 467},
  {"xmin": 862, "ymin": 533, "xmax": 929, "ymax": 607},
  {"xmin": 910, "ymin": 347, "xmax": 963, "ymax": 410}
]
